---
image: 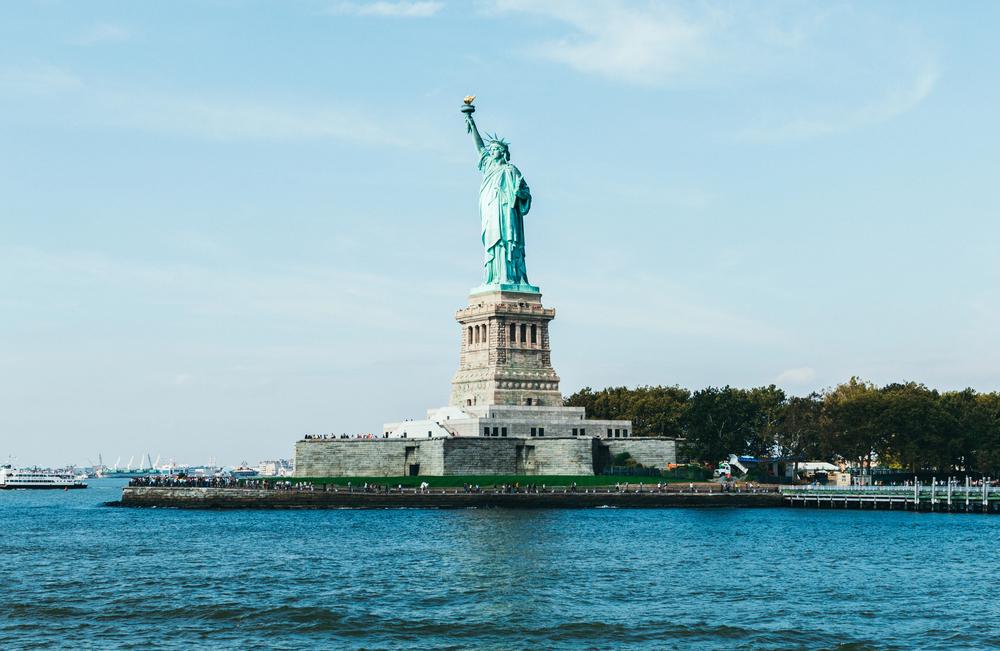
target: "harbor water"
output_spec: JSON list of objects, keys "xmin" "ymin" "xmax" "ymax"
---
[{"xmin": 2, "ymin": 479, "xmax": 998, "ymax": 650}]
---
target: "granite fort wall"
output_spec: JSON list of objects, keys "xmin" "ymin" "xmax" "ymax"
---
[
  {"xmin": 295, "ymin": 437, "xmax": 674, "ymax": 477},
  {"xmin": 440, "ymin": 438, "xmax": 595, "ymax": 475},
  {"xmin": 294, "ymin": 439, "xmax": 444, "ymax": 477},
  {"xmin": 441, "ymin": 438, "xmax": 518, "ymax": 475},
  {"xmin": 601, "ymin": 439, "xmax": 677, "ymax": 469},
  {"xmin": 295, "ymin": 437, "xmax": 596, "ymax": 477},
  {"xmin": 524, "ymin": 438, "xmax": 595, "ymax": 475}
]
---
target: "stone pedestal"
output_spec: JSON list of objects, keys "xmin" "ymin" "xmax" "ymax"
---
[{"xmin": 449, "ymin": 289, "xmax": 562, "ymax": 408}]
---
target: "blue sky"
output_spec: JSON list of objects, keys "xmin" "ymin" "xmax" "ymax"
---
[{"xmin": 2, "ymin": 1, "xmax": 999, "ymax": 467}]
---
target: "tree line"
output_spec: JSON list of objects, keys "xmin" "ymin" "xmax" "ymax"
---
[{"xmin": 565, "ymin": 379, "xmax": 1000, "ymax": 475}]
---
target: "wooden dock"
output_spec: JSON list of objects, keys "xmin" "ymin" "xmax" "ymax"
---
[{"xmin": 782, "ymin": 480, "xmax": 999, "ymax": 514}]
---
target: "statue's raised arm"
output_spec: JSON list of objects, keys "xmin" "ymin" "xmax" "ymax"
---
[
  {"xmin": 462, "ymin": 95, "xmax": 484, "ymax": 154},
  {"xmin": 467, "ymin": 115, "xmax": 485, "ymax": 155}
]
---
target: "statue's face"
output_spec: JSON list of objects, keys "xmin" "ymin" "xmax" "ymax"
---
[{"xmin": 489, "ymin": 143, "xmax": 507, "ymax": 161}]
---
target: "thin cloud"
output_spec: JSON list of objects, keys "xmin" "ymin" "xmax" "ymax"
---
[
  {"xmin": 490, "ymin": 0, "xmax": 707, "ymax": 85},
  {"xmin": 0, "ymin": 246, "xmax": 411, "ymax": 327},
  {"xmin": 490, "ymin": 1, "xmax": 940, "ymax": 138},
  {"xmin": 0, "ymin": 67, "xmax": 411, "ymax": 147},
  {"xmin": 775, "ymin": 367, "xmax": 817, "ymax": 385},
  {"xmin": 0, "ymin": 65, "xmax": 82, "ymax": 94},
  {"xmin": 558, "ymin": 272, "xmax": 785, "ymax": 345},
  {"xmin": 99, "ymin": 92, "xmax": 402, "ymax": 145},
  {"xmin": 329, "ymin": 1, "xmax": 444, "ymax": 17},
  {"xmin": 736, "ymin": 65, "xmax": 939, "ymax": 142},
  {"xmin": 72, "ymin": 22, "xmax": 133, "ymax": 46}
]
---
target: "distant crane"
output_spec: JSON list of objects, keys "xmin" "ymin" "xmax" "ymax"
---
[{"xmin": 713, "ymin": 454, "xmax": 750, "ymax": 480}]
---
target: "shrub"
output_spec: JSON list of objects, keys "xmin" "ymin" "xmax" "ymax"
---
[{"xmin": 612, "ymin": 452, "xmax": 633, "ymax": 466}]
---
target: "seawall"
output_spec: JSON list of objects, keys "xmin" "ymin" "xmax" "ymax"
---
[{"xmin": 115, "ymin": 486, "xmax": 783, "ymax": 510}]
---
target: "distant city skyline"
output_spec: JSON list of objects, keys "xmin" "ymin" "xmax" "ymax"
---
[{"xmin": 2, "ymin": 1, "xmax": 999, "ymax": 466}]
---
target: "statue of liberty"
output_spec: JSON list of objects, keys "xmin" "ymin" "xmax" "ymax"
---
[{"xmin": 462, "ymin": 98, "xmax": 536, "ymax": 291}]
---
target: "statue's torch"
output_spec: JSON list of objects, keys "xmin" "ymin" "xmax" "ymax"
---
[{"xmin": 461, "ymin": 95, "xmax": 475, "ymax": 132}]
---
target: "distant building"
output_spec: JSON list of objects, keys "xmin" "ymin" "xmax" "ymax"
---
[
  {"xmin": 771, "ymin": 460, "xmax": 852, "ymax": 486},
  {"xmin": 257, "ymin": 459, "xmax": 293, "ymax": 477}
]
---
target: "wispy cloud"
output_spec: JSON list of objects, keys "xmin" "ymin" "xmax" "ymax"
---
[
  {"xmin": 736, "ymin": 65, "xmax": 939, "ymax": 142},
  {"xmin": 0, "ymin": 65, "xmax": 409, "ymax": 146},
  {"xmin": 490, "ymin": 1, "xmax": 939, "ymax": 138},
  {"xmin": 558, "ymin": 271, "xmax": 785, "ymax": 345},
  {"xmin": 0, "ymin": 65, "xmax": 82, "ymax": 94},
  {"xmin": 98, "ymin": 92, "xmax": 401, "ymax": 144},
  {"xmin": 0, "ymin": 246, "xmax": 410, "ymax": 327},
  {"xmin": 775, "ymin": 366, "xmax": 817, "ymax": 386},
  {"xmin": 329, "ymin": 1, "xmax": 444, "ymax": 17},
  {"xmin": 72, "ymin": 22, "xmax": 133, "ymax": 46},
  {"xmin": 490, "ymin": 0, "xmax": 707, "ymax": 85}
]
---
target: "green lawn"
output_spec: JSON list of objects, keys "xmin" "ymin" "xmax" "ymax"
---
[{"xmin": 261, "ymin": 474, "xmax": 708, "ymax": 488}]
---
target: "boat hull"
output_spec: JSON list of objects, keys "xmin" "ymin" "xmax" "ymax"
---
[{"xmin": 0, "ymin": 484, "xmax": 88, "ymax": 490}]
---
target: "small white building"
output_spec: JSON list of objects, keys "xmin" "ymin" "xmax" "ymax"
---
[
  {"xmin": 257, "ymin": 459, "xmax": 294, "ymax": 477},
  {"xmin": 383, "ymin": 404, "xmax": 632, "ymax": 441},
  {"xmin": 773, "ymin": 460, "xmax": 851, "ymax": 485}
]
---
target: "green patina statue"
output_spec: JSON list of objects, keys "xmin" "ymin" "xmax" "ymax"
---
[{"xmin": 462, "ymin": 98, "xmax": 538, "ymax": 293}]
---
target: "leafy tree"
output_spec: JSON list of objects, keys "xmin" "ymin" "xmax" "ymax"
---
[
  {"xmin": 877, "ymin": 382, "xmax": 952, "ymax": 473},
  {"xmin": 937, "ymin": 389, "xmax": 987, "ymax": 472},
  {"xmin": 973, "ymin": 392, "xmax": 1000, "ymax": 475},
  {"xmin": 745, "ymin": 385, "xmax": 787, "ymax": 457},
  {"xmin": 774, "ymin": 393, "xmax": 823, "ymax": 476},
  {"xmin": 565, "ymin": 385, "xmax": 689, "ymax": 437},
  {"xmin": 681, "ymin": 386, "xmax": 776, "ymax": 462},
  {"xmin": 628, "ymin": 386, "xmax": 690, "ymax": 438},
  {"xmin": 821, "ymin": 378, "xmax": 883, "ymax": 472},
  {"xmin": 567, "ymin": 380, "xmax": 1000, "ymax": 475}
]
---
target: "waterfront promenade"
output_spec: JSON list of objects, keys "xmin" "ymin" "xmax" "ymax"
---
[
  {"xmin": 114, "ymin": 479, "xmax": 1000, "ymax": 513},
  {"xmin": 115, "ymin": 481, "xmax": 782, "ymax": 509}
]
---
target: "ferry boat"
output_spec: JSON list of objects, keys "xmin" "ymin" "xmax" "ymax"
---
[
  {"xmin": 0, "ymin": 465, "xmax": 88, "ymax": 490},
  {"xmin": 97, "ymin": 467, "xmax": 169, "ymax": 479},
  {"xmin": 228, "ymin": 463, "xmax": 259, "ymax": 479},
  {"xmin": 96, "ymin": 453, "xmax": 164, "ymax": 479}
]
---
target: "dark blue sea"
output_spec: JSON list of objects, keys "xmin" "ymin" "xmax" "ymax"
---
[{"xmin": 2, "ymin": 479, "xmax": 998, "ymax": 650}]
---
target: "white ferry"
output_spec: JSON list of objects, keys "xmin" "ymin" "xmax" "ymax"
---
[{"xmin": 0, "ymin": 465, "xmax": 88, "ymax": 490}]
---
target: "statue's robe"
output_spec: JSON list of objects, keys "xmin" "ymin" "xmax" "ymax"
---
[{"xmin": 479, "ymin": 149, "xmax": 531, "ymax": 285}]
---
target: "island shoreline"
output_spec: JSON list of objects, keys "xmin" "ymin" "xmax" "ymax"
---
[{"xmin": 111, "ymin": 486, "xmax": 783, "ymax": 509}]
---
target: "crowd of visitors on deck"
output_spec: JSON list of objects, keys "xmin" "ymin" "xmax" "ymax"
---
[
  {"xmin": 128, "ymin": 476, "xmax": 315, "ymax": 490},
  {"xmin": 128, "ymin": 476, "xmax": 244, "ymax": 488}
]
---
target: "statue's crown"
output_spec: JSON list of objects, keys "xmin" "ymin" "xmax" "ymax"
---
[{"xmin": 485, "ymin": 133, "xmax": 509, "ymax": 149}]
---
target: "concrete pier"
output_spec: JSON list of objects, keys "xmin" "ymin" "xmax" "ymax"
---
[{"xmin": 115, "ymin": 486, "xmax": 783, "ymax": 509}]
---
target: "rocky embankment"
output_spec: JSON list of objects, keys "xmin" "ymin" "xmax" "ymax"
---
[{"xmin": 114, "ymin": 486, "xmax": 783, "ymax": 509}]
